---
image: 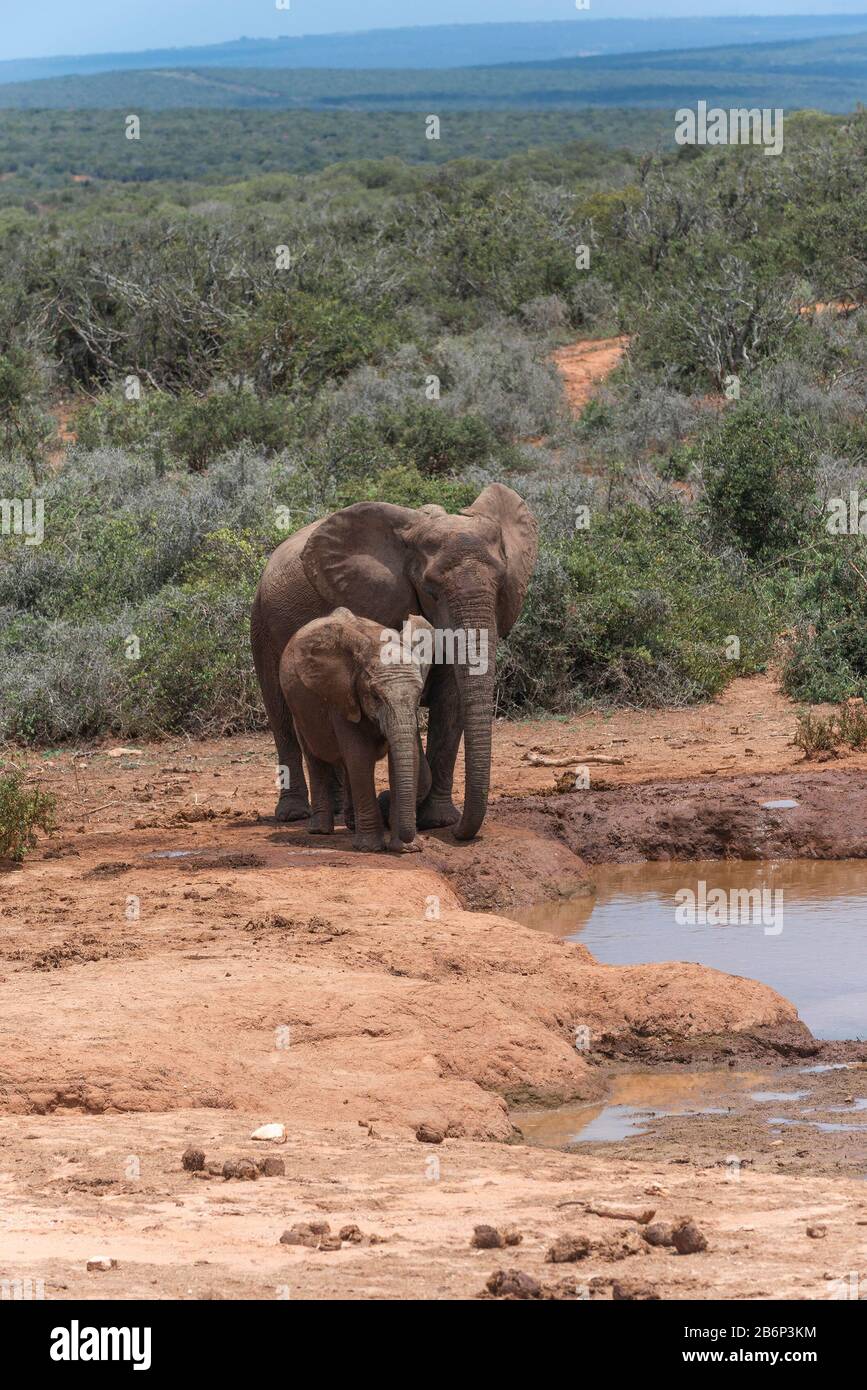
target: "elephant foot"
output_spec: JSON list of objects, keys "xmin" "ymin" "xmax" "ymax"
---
[
  {"xmin": 353, "ymin": 831, "xmax": 386, "ymax": 853},
  {"xmin": 308, "ymin": 812, "xmax": 335, "ymax": 835},
  {"xmin": 417, "ymin": 795, "xmax": 460, "ymax": 830},
  {"xmin": 387, "ymin": 837, "xmax": 423, "ymax": 855},
  {"xmin": 275, "ymin": 793, "xmax": 311, "ymax": 823}
]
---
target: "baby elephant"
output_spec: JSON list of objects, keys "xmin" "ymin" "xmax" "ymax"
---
[{"xmin": 280, "ymin": 608, "xmax": 433, "ymax": 853}]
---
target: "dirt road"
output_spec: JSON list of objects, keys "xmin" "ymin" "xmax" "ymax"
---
[{"xmin": 552, "ymin": 334, "xmax": 629, "ymax": 415}]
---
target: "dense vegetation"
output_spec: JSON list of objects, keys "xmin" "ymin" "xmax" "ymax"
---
[
  {"xmin": 0, "ymin": 110, "xmax": 669, "ymax": 193},
  {"xmin": 1, "ymin": 106, "xmax": 866, "ymax": 744},
  {"xmin": 2, "ymin": 31, "xmax": 866, "ymax": 112}
]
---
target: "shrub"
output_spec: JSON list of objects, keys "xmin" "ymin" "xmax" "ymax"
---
[
  {"xmin": 498, "ymin": 504, "xmax": 776, "ymax": 714},
  {"xmin": 0, "ymin": 767, "xmax": 56, "ymax": 862},
  {"xmin": 76, "ymin": 389, "xmax": 298, "ymax": 471},
  {"xmin": 697, "ymin": 400, "xmax": 819, "ymax": 558},
  {"xmin": 794, "ymin": 701, "xmax": 867, "ymax": 759},
  {"xmin": 781, "ymin": 538, "xmax": 867, "ymax": 703}
]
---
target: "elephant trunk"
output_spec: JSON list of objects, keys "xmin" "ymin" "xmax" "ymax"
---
[
  {"xmin": 449, "ymin": 595, "xmax": 497, "ymax": 842},
  {"xmin": 384, "ymin": 712, "xmax": 420, "ymax": 844}
]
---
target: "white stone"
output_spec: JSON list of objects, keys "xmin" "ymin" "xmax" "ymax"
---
[{"xmin": 250, "ymin": 1123, "xmax": 285, "ymax": 1142}]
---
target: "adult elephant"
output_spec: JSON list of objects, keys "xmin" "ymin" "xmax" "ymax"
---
[{"xmin": 251, "ymin": 483, "xmax": 537, "ymax": 841}]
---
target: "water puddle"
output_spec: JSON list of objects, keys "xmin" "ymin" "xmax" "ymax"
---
[
  {"xmin": 515, "ymin": 1069, "xmax": 766, "ymax": 1146},
  {"xmin": 750, "ymin": 1090, "xmax": 811, "ymax": 1103},
  {"xmin": 512, "ymin": 859, "xmax": 867, "ymax": 1040}
]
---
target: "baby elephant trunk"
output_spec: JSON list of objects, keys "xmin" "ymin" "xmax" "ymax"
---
[{"xmin": 384, "ymin": 711, "xmax": 420, "ymax": 844}]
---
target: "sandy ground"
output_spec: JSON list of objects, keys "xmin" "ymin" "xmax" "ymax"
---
[
  {"xmin": 551, "ymin": 335, "xmax": 629, "ymax": 414},
  {"xmin": 2, "ymin": 673, "xmax": 866, "ymax": 1300}
]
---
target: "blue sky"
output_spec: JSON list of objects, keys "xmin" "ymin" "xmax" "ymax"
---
[{"xmin": 2, "ymin": 1, "xmax": 867, "ymax": 60}]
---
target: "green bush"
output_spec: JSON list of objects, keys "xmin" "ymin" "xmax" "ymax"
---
[
  {"xmin": 0, "ymin": 767, "xmax": 56, "ymax": 862},
  {"xmin": 76, "ymin": 389, "xmax": 298, "ymax": 471},
  {"xmin": 123, "ymin": 530, "xmax": 267, "ymax": 736},
  {"xmin": 782, "ymin": 538, "xmax": 867, "ymax": 703},
  {"xmin": 498, "ymin": 504, "xmax": 776, "ymax": 713},
  {"xmin": 697, "ymin": 400, "xmax": 819, "ymax": 558}
]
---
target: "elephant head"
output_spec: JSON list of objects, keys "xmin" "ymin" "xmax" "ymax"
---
[
  {"xmin": 291, "ymin": 609, "xmax": 433, "ymax": 845},
  {"xmin": 300, "ymin": 484, "xmax": 538, "ymax": 840}
]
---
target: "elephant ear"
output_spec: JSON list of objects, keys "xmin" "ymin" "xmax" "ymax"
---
[
  {"xmin": 301, "ymin": 503, "xmax": 419, "ymax": 627},
  {"xmin": 293, "ymin": 613, "xmax": 362, "ymax": 723},
  {"xmin": 464, "ymin": 484, "xmax": 538, "ymax": 635}
]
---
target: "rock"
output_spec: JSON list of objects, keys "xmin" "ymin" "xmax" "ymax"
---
[
  {"xmin": 415, "ymin": 1123, "xmax": 444, "ymax": 1144},
  {"xmin": 309, "ymin": 1220, "xmax": 331, "ymax": 1236},
  {"xmin": 643, "ymin": 1222, "xmax": 675, "ymax": 1248},
  {"xmin": 503, "ymin": 1226, "xmax": 523, "ymax": 1247},
  {"xmin": 543, "ymin": 1277, "xmax": 588, "ymax": 1301},
  {"xmin": 318, "ymin": 1235, "xmax": 342, "ymax": 1252},
  {"xmin": 206, "ymin": 1161, "xmax": 223, "ymax": 1176},
  {"xmin": 86, "ymin": 1257, "xmax": 117, "ymax": 1272},
  {"xmin": 235, "ymin": 1159, "xmax": 258, "ymax": 1181},
  {"xmin": 339, "ymin": 1224, "xmax": 363, "ymax": 1243},
  {"xmin": 485, "ymin": 1269, "xmax": 542, "ymax": 1300},
  {"xmin": 597, "ymin": 1228, "xmax": 645, "ymax": 1261},
  {"xmin": 546, "ymin": 1235, "xmax": 591, "ymax": 1264},
  {"xmin": 672, "ymin": 1219, "xmax": 708, "ymax": 1255},
  {"xmin": 221, "ymin": 1160, "xmax": 238, "ymax": 1180},
  {"xmin": 258, "ymin": 1156, "xmax": 285, "ymax": 1178},
  {"xmin": 807, "ymin": 1224, "xmax": 827, "ymax": 1239},
  {"xmin": 613, "ymin": 1279, "xmax": 660, "ymax": 1301},
  {"xmin": 472, "ymin": 1225, "xmax": 506, "ymax": 1250},
  {"xmin": 182, "ymin": 1146, "xmax": 205, "ymax": 1172},
  {"xmin": 250, "ymin": 1123, "xmax": 285, "ymax": 1142},
  {"xmin": 280, "ymin": 1224, "xmax": 318, "ymax": 1249}
]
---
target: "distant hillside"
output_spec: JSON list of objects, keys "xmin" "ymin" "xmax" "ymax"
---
[
  {"xmin": 1, "ymin": 31, "xmax": 866, "ymax": 113},
  {"xmin": 2, "ymin": 14, "xmax": 867, "ymax": 84}
]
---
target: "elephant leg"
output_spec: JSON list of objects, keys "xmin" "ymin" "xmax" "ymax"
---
[
  {"xmin": 329, "ymin": 766, "xmax": 345, "ymax": 823},
  {"xmin": 417, "ymin": 665, "xmax": 461, "ymax": 829},
  {"xmin": 416, "ymin": 729, "xmax": 432, "ymax": 805},
  {"xmin": 341, "ymin": 768, "xmax": 356, "ymax": 832},
  {"xmin": 338, "ymin": 727, "xmax": 385, "ymax": 853},
  {"xmin": 251, "ymin": 600, "xmax": 310, "ymax": 821},
  {"xmin": 301, "ymin": 747, "xmax": 335, "ymax": 836}
]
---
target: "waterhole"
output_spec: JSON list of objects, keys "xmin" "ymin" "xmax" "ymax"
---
[
  {"xmin": 512, "ymin": 859, "xmax": 867, "ymax": 1041},
  {"xmin": 515, "ymin": 1070, "xmax": 769, "ymax": 1146}
]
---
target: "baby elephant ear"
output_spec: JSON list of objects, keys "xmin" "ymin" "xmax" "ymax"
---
[
  {"xmin": 302, "ymin": 503, "xmax": 418, "ymax": 627},
  {"xmin": 294, "ymin": 620, "xmax": 362, "ymax": 723},
  {"xmin": 463, "ymin": 483, "xmax": 538, "ymax": 636},
  {"xmin": 404, "ymin": 615, "xmax": 435, "ymax": 690}
]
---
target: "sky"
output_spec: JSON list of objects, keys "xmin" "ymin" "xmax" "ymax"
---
[{"xmin": 2, "ymin": 0, "xmax": 867, "ymax": 61}]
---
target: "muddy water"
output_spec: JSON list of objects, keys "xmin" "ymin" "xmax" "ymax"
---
[
  {"xmin": 513, "ymin": 860, "xmax": 867, "ymax": 1041},
  {"xmin": 516, "ymin": 1069, "xmax": 768, "ymax": 1145}
]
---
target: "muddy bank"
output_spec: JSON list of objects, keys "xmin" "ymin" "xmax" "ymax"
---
[
  {"xmin": 516, "ymin": 1062, "xmax": 867, "ymax": 1180},
  {"xmin": 494, "ymin": 769, "xmax": 867, "ymax": 865},
  {"xmin": 1, "ymin": 806, "xmax": 807, "ymax": 1135}
]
